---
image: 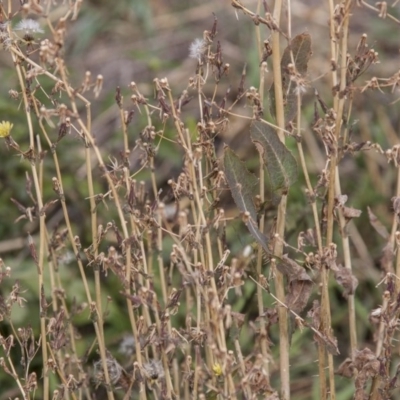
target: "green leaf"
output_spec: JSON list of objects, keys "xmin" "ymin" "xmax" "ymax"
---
[
  {"xmin": 250, "ymin": 121, "xmax": 298, "ymax": 193},
  {"xmin": 223, "ymin": 146, "xmax": 270, "ymax": 254},
  {"xmin": 270, "ymin": 32, "xmax": 312, "ymax": 123},
  {"xmin": 223, "ymin": 146, "xmax": 258, "ymax": 219}
]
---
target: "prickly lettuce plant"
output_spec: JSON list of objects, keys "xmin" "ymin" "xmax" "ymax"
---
[{"xmin": 1, "ymin": 1, "xmax": 400, "ymax": 400}]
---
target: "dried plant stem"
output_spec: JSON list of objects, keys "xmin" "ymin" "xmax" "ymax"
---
[
  {"xmin": 119, "ymin": 104, "xmax": 129, "ymax": 151},
  {"xmin": 125, "ymin": 217, "xmax": 148, "ymax": 399},
  {"xmin": 254, "ymin": 0, "xmax": 270, "ymax": 380},
  {"xmin": 318, "ymin": 272, "xmax": 328, "ymax": 399},
  {"xmin": 359, "ymin": 0, "xmax": 400, "ymax": 24},
  {"xmin": 325, "ymin": 1, "xmax": 352, "ymax": 399},
  {"xmin": 127, "ymin": 294, "xmax": 147, "ymax": 400},
  {"xmin": 390, "ymin": 172, "xmax": 400, "ymax": 241},
  {"xmin": 168, "ymin": 77, "xmax": 235, "ymax": 394},
  {"xmin": 273, "ymin": 202, "xmax": 290, "ymax": 396},
  {"xmin": 36, "ymin": 113, "xmax": 96, "ymax": 399},
  {"xmin": 322, "ymin": 0, "xmax": 340, "ymax": 394},
  {"xmin": 47, "ymin": 345, "xmax": 78, "ymax": 400},
  {"xmin": 255, "ymin": 0, "xmax": 262, "ymax": 58},
  {"xmin": 234, "ymin": 338, "xmax": 252, "ymax": 398},
  {"xmin": 395, "ymin": 172, "xmax": 400, "ymax": 292},
  {"xmin": 152, "ymin": 308, "xmax": 174, "ymax": 398},
  {"xmin": 369, "ymin": 290, "xmax": 390, "ymax": 399},
  {"xmin": 156, "ymin": 210, "xmax": 168, "ymax": 304},
  {"xmin": 327, "ymin": 0, "xmax": 351, "ymax": 241},
  {"xmin": 193, "ymin": 348, "xmax": 200, "ymax": 398},
  {"xmin": 73, "ymin": 107, "xmax": 147, "ymax": 380},
  {"xmin": 119, "ymin": 107, "xmax": 150, "ymax": 399},
  {"xmin": 166, "ymin": 89, "xmax": 189, "ymax": 151},
  {"xmin": 295, "ymin": 81, "xmax": 323, "ymax": 253},
  {"xmin": 52, "ymin": 150, "xmax": 115, "ymax": 400},
  {"xmin": 333, "ymin": 94, "xmax": 358, "ymax": 355},
  {"xmin": 328, "ymin": 0, "xmax": 339, "ymax": 109},
  {"xmin": 0, "ymin": 347, "xmax": 28, "ymax": 400},
  {"xmin": 334, "ymin": 171, "xmax": 357, "ymax": 354},
  {"xmin": 54, "ymin": 64, "xmax": 115, "ymax": 400},
  {"xmin": 170, "ymin": 332, "xmax": 181, "ymax": 396},
  {"xmin": 271, "ymin": 0, "xmax": 290, "ymax": 398},
  {"xmin": 11, "ymin": 54, "xmax": 50, "ymax": 400},
  {"xmin": 294, "ymin": 80, "xmax": 331, "ymax": 398},
  {"xmin": 35, "ymin": 178, "xmax": 50, "ymax": 400},
  {"xmin": 294, "ymin": 90, "xmax": 332, "ymax": 400},
  {"xmin": 376, "ymin": 290, "xmax": 390, "ymax": 357},
  {"xmin": 85, "ymin": 139, "xmax": 107, "ymax": 349},
  {"xmin": 44, "ymin": 239, "xmax": 59, "ymax": 316},
  {"xmin": 298, "ymin": 147, "xmax": 323, "ymax": 249}
]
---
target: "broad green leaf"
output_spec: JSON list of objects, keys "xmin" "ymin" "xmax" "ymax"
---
[
  {"xmin": 250, "ymin": 121, "xmax": 297, "ymax": 193},
  {"xmin": 223, "ymin": 146, "xmax": 258, "ymax": 219},
  {"xmin": 223, "ymin": 146, "xmax": 270, "ymax": 254},
  {"xmin": 270, "ymin": 32, "xmax": 312, "ymax": 123}
]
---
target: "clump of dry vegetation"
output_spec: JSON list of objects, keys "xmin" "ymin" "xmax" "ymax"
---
[{"xmin": 1, "ymin": 0, "xmax": 400, "ymax": 399}]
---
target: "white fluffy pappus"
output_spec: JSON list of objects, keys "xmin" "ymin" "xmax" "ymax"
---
[
  {"xmin": 14, "ymin": 19, "xmax": 44, "ymax": 34},
  {"xmin": 189, "ymin": 38, "xmax": 206, "ymax": 61}
]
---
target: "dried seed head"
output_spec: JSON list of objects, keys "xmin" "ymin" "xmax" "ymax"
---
[
  {"xmin": 143, "ymin": 359, "xmax": 165, "ymax": 381},
  {"xmin": 93, "ymin": 357, "xmax": 123, "ymax": 386},
  {"xmin": 118, "ymin": 335, "xmax": 136, "ymax": 356},
  {"xmin": 8, "ymin": 90, "xmax": 19, "ymax": 100}
]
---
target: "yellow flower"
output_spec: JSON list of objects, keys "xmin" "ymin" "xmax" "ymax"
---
[
  {"xmin": 0, "ymin": 121, "xmax": 13, "ymax": 138},
  {"xmin": 212, "ymin": 363, "xmax": 223, "ymax": 377}
]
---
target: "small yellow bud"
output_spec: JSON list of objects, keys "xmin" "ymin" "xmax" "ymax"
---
[
  {"xmin": 0, "ymin": 121, "xmax": 13, "ymax": 138},
  {"xmin": 212, "ymin": 363, "xmax": 223, "ymax": 377}
]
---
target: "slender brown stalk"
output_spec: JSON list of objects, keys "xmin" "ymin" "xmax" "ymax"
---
[{"xmin": 270, "ymin": 0, "xmax": 290, "ymax": 398}]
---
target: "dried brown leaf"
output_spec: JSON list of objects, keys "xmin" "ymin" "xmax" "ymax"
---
[
  {"xmin": 307, "ymin": 300, "xmax": 321, "ymax": 330},
  {"xmin": 393, "ymin": 196, "xmax": 400, "ymax": 221},
  {"xmin": 276, "ymin": 254, "xmax": 304, "ymax": 279},
  {"xmin": 367, "ymin": 206, "xmax": 389, "ymax": 240},
  {"xmin": 298, "ymin": 229, "xmax": 316, "ymax": 251},
  {"xmin": 354, "ymin": 348, "xmax": 380, "ymax": 399},
  {"xmin": 266, "ymin": 392, "xmax": 280, "ymax": 400},
  {"xmin": 334, "ymin": 195, "xmax": 361, "ymax": 225},
  {"xmin": 229, "ymin": 312, "xmax": 246, "ymax": 340},
  {"xmin": 278, "ymin": 255, "xmax": 313, "ymax": 313},
  {"xmin": 260, "ymin": 308, "xmax": 279, "ymax": 326},
  {"xmin": 313, "ymin": 331, "xmax": 339, "ymax": 356},
  {"xmin": 286, "ymin": 278, "xmax": 313, "ymax": 314},
  {"xmin": 354, "ymin": 348, "xmax": 379, "ymax": 368},
  {"xmin": 333, "ymin": 264, "xmax": 358, "ymax": 299},
  {"xmin": 231, "ymin": 311, "xmax": 246, "ymax": 327},
  {"xmin": 342, "ymin": 206, "xmax": 362, "ymax": 220},
  {"xmin": 380, "ymin": 241, "xmax": 394, "ymax": 273},
  {"xmin": 336, "ymin": 357, "xmax": 355, "ymax": 378}
]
